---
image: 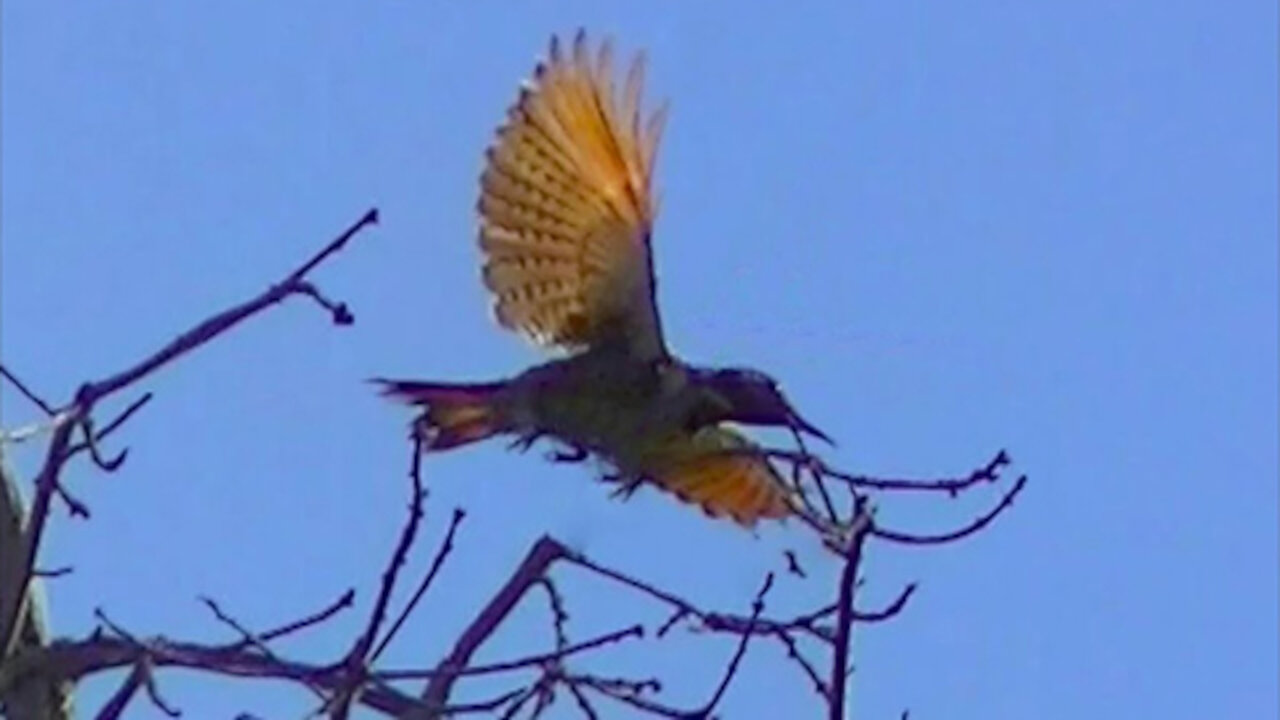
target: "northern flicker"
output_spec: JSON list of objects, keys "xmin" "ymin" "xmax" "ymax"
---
[{"xmin": 376, "ymin": 30, "xmax": 827, "ymax": 526}]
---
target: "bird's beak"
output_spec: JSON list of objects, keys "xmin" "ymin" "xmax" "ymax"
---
[{"xmin": 788, "ymin": 410, "xmax": 834, "ymax": 446}]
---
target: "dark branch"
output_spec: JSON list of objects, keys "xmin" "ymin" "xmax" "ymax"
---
[
  {"xmin": 93, "ymin": 661, "xmax": 144, "ymax": 720},
  {"xmin": 846, "ymin": 450, "xmax": 1012, "ymax": 494},
  {"xmin": 418, "ymin": 535, "xmax": 569, "ymax": 711},
  {"xmin": 0, "ymin": 365, "xmax": 56, "ymax": 416},
  {"xmin": 0, "ymin": 209, "xmax": 377, "ymax": 656},
  {"xmin": 753, "ymin": 448, "xmax": 1012, "ymax": 495},
  {"xmin": 333, "ymin": 434, "xmax": 426, "ymax": 716},
  {"xmin": 200, "ymin": 596, "xmax": 328, "ymax": 703},
  {"xmin": 829, "ymin": 499, "xmax": 874, "ymax": 720},
  {"xmin": 354, "ymin": 436, "xmax": 426, "ymax": 660},
  {"xmin": 372, "ymin": 506, "xmax": 466, "ymax": 662},
  {"xmin": 775, "ymin": 631, "xmax": 830, "ymax": 700},
  {"xmin": 244, "ymin": 589, "xmax": 356, "ymax": 649},
  {"xmin": 5, "ymin": 634, "xmax": 433, "ymax": 716},
  {"xmin": 852, "ymin": 583, "xmax": 917, "ymax": 623},
  {"xmin": 67, "ymin": 394, "xmax": 153, "ymax": 454},
  {"xmin": 379, "ymin": 625, "xmax": 643, "ymax": 681},
  {"xmin": 570, "ymin": 674, "xmax": 687, "ymax": 718},
  {"xmin": 871, "ymin": 475, "xmax": 1027, "ymax": 545},
  {"xmin": 537, "ymin": 577, "xmax": 570, "ymax": 652},
  {"xmin": 75, "ymin": 208, "xmax": 375, "ymax": 404},
  {"xmin": 690, "ymin": 573, "xmax": 774, "ymax": 718},
  {"xmin": 76, "ymin": 417, "xmax": 127, "ymax": 473}
]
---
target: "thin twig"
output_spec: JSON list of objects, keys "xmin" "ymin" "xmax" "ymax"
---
[
  {"xmin": 774, "ymin": 631, "xmax": 830, "ymax": 700},
  {"xmin": 571, "ymin": 674, "xmax": 686, "ymax": 718},
  {"xmin": 334, "ymin": 434, "xmax": 426, "ymax": 717},
  {"xmin": 372, "ymin": 507, "xmax": 465, "ymax": 662},
  {"xmin": 88, "ymin": 615, "xmax": 181, "ymax": 717},
  {"xmin": 871, "ymin": 475, "xmax": 1027, "ymax": 545},
  {"xmin": 0, "ymin": 209, "xmax": 376, "ymax": 656},
  {"xmin": 559, "ymin": 552, "xmax": 691, "ymax": 621},
  {"xmin": 566, "ymin": 680, "xmax": 601, "ymax": 719},
  {"xmin": 690, "ymin": 573, "xmax": 774, "ymax": 718},
  {"xmin": 566, "ymin": 550, "xmax": 839, "ymax": 643},
  {"xmin": 64, "ymin": 394, "xmax": 153, "ymax": 459},
  {"xmin": 417, "ymin": 536, "xmax": 569, "ymax": 713},
  {"xmin": 250, "ymin": 589, "xmax": 356, "ymax": 648},
  {"xmin": 0, "ymin": 365, "xmax": 56, "ymax": 416},
  {"xmin": 138, "ymin": 655, "xmax": 181, "ymax": 717},
  {"xmin": 848, "ymin": 450, "xmax": 1011, "ymax": 494},
  {"xmin": 358, "ymin": 437, "xmax": 426, "ymax": 663},
  {"xmin": 77, "ymin": 416, "xmax": 127, "ymax": 472},
  {"xmin": 200, "ymin": 596, "xmax": 328, "ymax": 702},
  {"xmin": 3, "ymin": 632, "xmax": 439, "ymax": 716},
  {"xmin": 380, "ymin": 625, "xmax": 643, "ymax": 681},
  {"xmin": 447, "ymin": 688, "xmax": 528, "ymax": 715},
  {"xmin": 854, "ymin": 584, "xmax": 917, "ymax": 623},
  {"xmin": 762, "ymin": 448, "xmax": 1012, "ymax": 495},
  {"xmin": 788, "ymin": 427, "xmax": 840, "ymax": 523},
  {"xmin": 76, "ymin": 208, "xmax": 375, "ymax": 403},
  {"xmin": 497, "ymin": 684, "xmax": 541, "ymax": 720},
  {"xmin": 57, "ymin": 392, "xmax": 155, "ymax": 519},
  {"xmin": 538, "ymin": 577, "xmax": 570, "ymax": 651}
]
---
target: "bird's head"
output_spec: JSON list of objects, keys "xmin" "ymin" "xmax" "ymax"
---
[{"xmin": 689, "ymin": 366, "xmax": 833, "ymax": 444}]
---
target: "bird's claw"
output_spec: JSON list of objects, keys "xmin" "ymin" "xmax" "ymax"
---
[
  {"xmin": 603, "ymin": 473, "xmax": 644, "ymax": 500},
  {"xmin": 507, "ymin": 431, "xmax": 545, "ymax": 453},
  {"xmin": 545, "ymin": 444, "xmax": 589, "ymax": 464}
]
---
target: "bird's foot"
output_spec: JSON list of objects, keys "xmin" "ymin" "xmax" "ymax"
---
[
  {"xmin": 544, "ymin": 443, "xmax": 589, "ymax": 464},
  {"xmin": 507, "ymin": 431, "xmax": 545, "ymax": 453},
  {"xmin": 604, "ymin": 473, "xmax": 645, "ymax": 500}
]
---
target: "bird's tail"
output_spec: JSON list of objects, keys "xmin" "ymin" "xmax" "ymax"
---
[{"xmin": 372, "ymin": 378, "xmax": 509, "ymax": 451}]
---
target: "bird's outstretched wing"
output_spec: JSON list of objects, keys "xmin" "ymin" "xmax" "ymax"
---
[
  {"xmin": 478, "ymin": 30, "xmax": 668, "ymax": 361},
  {"xmin": 645, "ymin": 427, "xmax": 795, "ymax": 527}
]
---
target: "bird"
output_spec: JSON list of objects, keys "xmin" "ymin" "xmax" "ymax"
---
[{"xmin": 375, "ymin": 30, "xmax": 828, "ymax": 526}]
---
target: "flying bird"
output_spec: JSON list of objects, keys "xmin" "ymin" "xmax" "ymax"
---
[{"xmin": 376, "ymin": 30, "xmax": 827, "ymax": 526}]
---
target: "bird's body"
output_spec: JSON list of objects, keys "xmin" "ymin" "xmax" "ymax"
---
[
  {"xmin": 376, "ymin": 30, "xmax": 828, "ymax": 526},
  {"xmin": 379, "ymin": 357, "xmax": 800, "ymax": 524},
  {"xmin": 384, "ymin": 349, "xmax": 662, "ymax": 454},
  {"xmin": 378, "ymin": 351, "xmax": 809, "ymax": 525}
]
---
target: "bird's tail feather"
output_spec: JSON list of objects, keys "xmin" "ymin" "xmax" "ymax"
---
[{"xmin": 372, "ymin": 378, "xmax": 508, "ymax": 451}]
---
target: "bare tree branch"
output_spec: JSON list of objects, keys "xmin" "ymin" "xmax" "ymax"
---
[
  {"xmin": 2, "ymin": 201, "xmax": 1029, "ymax": 719},
  {"xmin": 373, "ymin": 508, "xmax": 466, "ymax": 662},
  {"xmin": 0, "ymin": 209, "xmax": 379, "ymax": 662},
  {"xmin": 828, "ymin": 499, "xmax": 875, "ymax": 720},
  {"xmin": 691, "ymin": 573, "xmax": 774, "ymax": 718},
  {"xmin": 871, "ymin": 475, "xmax": 1027, "ymax": 545},
  {"xmin": 416, "ymin": 536, "xmax": 569, "ymax": 715},
  {"xmin": 0, "ymin": 366, "xmax": 56, "ymax": 416},
  {"xmin": 92, "ymin": 661, "xmax": 145, "ymax": 720}
]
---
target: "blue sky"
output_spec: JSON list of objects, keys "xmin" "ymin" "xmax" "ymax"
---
[{"xmin": 2, "ymin": 3, "xmax": 1276, "ymax": 718}]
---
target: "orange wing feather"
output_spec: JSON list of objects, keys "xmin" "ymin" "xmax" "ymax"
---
[
  {"xmin": 642, "ymin": 428, "xmax": 795, "ymax": 527},
  {"xmin": 478, "ymin": 30, "xmax": 668, "ymax": 360}
]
